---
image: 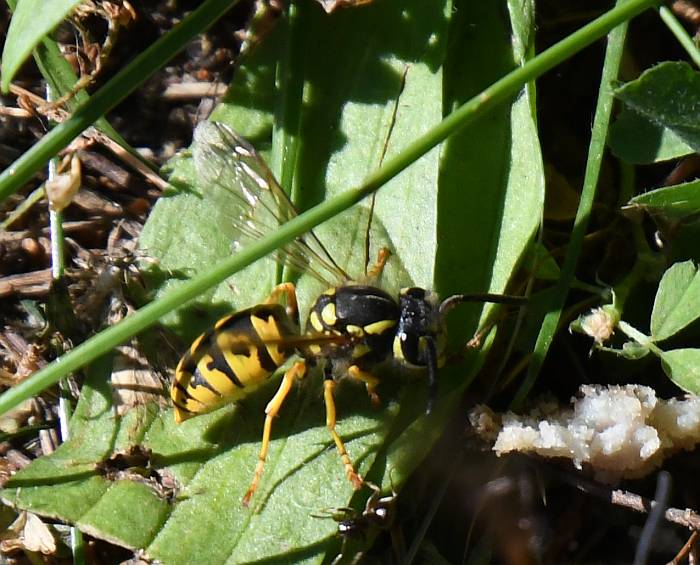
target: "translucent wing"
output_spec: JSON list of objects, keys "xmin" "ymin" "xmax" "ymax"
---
[{"xmin": 192, "ymin": 121, "xmax": 349, "ymax": 285}]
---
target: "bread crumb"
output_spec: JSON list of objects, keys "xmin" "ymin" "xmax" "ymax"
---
[{"xmin": 470, "ymin": 385, "xmax": 700, "ymax": 481}]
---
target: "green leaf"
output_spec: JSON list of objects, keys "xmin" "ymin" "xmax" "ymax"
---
[
  {"xmin": 614, "ymin": 61, "xmax": 700, "ymax": 154},
  {"xmin": 530, "ymin": 243, "xmax": 561, "ymax": 281},
  {"xmin": 4, "ymin": 0, "xmax": 541, "ymax": 561},
  {"xmin": 1, "ymin": 0, "xmax": 83, "ymax": 92},
  {"xmin": 146, "ymin": 388, "xmax": 398, "ymax": 564},
  {"xmin": 0, "ymin": 355, "xmax": 170, "ymax": 550},
  {"xmin": 145, "ymin": 1, "xmax": 456, "ymax": 544},
  {"xmin": 597, "ymin": 341, "xmax": 650, "ymax": 360},
  {"xmin": 608, "ymin": 108, "xmax": 695, "ymax": 164},
  {"xmin": 437, "ymin": 0, "xmax": 543, "ymax": 328},
  {"xmin": 660, "ymin": 348, "xmax": 700, "ymax": 394},
  {"xmin": 1, "ymin": 349, "xmax": 397, "ymax": 560},
  {"xmin": 620, "ymin": 341, "xmax": 651, "ymax": 360},
  {"xmin": 143, "ymin": 1, "xmax": 540, "ymax": 562},
  {"xmin": 650, "ymin": 260, "xmax": 700, "ymax": 342},
  {"xmin": 625, "ymin": 179, "xmax": 700, "ymax": 220}
]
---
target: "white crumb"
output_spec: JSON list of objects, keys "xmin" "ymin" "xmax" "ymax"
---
[{"xmin": 470, "ymin": 384, "xmax": 700, "ymax": 481}]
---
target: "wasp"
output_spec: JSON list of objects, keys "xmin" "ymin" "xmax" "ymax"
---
[{"xmin": 170, "ymin": 122, "xmax": 524, "ymax": 506}]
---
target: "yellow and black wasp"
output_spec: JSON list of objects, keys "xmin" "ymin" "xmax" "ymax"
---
[{"xmin": 170, "ymin": 121, "xmax": 523, "ymax": 507}]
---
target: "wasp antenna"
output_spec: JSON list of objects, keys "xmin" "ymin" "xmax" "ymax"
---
[
  {"xmin": 438, "ymin": 293, "xmax": 527, "ymax": 317},
  {"xmin": 424, "ymin": 336, "xmax": 438, "ymax": 415}
]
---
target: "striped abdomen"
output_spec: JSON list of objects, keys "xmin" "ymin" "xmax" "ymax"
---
[{"xmin": 171, "ymin": 303, "xmax": 298, "ymax": 423}]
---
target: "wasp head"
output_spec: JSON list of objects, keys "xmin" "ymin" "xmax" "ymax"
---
[{"xmin": 394, "ymin": 287, "xmax": 445, "ymax": 414}]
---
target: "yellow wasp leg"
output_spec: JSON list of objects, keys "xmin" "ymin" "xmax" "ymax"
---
[
  {"xmin": 262, "ymin": 282, "xmax": 298, "ymax": 321},
  {"xmin": 348, "ymin": 365, "xmax": 381, "ymax": 407},
  {"xmin": 324, "ymin": 379, "xmax": 363, "ymax": 490},
  {"xmin": 242, "ymin": 360, "xmax": 307, "ymax": 507},
  {"xmin": 366, "ymin": 247, "xmax": 391, "ymax": 280}
]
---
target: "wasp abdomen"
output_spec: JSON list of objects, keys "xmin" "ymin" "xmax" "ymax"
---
[{"xmin": 171, "ymin": 303, "xmax": 297, "ymax": 423}]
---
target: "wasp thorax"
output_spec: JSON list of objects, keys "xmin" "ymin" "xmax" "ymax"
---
[{"xmin": 304, "ymin": 285, "xmax": 400, "ymax": 368}]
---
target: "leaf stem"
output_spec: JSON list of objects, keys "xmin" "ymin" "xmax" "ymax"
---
[{"xmin": 618, "ymin": 321, "xmax": 663, "ymax": 356}]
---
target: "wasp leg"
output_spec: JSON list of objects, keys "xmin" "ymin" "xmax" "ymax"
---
[
  {"xmin": 366, "ymin": 247, "xmax": 391, "ymax": 281},
  {"xmin": 324, "ymin": 378, "xmax": 363, "ymax": 490},
  {"xmin": 242, "ymin": 360, "xmax": 307, "ymax": 507},
  {"xmin": 348, "ymin": 365, "xmax": 381, "ymax": 407},
  {"xmin": 262, "ymin": 282, "xmax": 299, "ymax": 323}
]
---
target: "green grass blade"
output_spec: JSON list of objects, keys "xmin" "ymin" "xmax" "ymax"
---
[
  {"xmin": 511, "ymin": 1, "xmax": 632, "ymax": 409},
  {"xmin": 1, "ymin": 0, "xmax": 82, "ymax": 91},
  {"xmin": 658, "ymin": 5, "xmax": 700, "ymax": 68},
  {"xmin": 0, "ymin": 0, "xmax": 241, "ymax": 202},
  {"xmin": 3, "ymin": 0, "xmax": 145, "ymax": 157}
]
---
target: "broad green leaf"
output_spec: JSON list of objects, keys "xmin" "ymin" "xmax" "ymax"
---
[
  {"xmin": 1, "ymin": 0, "xmax": 83, "ymax": 92},
  {"xmin": 0, "ymin": 355, "xmax": 170, "ymax": 549},
  {"xmin": 437, "ymin": 0, "xmax": 543, "ymax": 335},
  {"xmin": 625, "ymin": 179, "xmax": 700, "ymax": 220},
  {"xmin": 143, "ymin": 3, "xmax": 456, "ymax": 562},
  {"xmin": 660, "ymin": 348, "xmax": 700, "ymax": 394},
  {"xmin": 4, "ymin": 0, "xmax": 541, "ymax": 562},
  {"xmin": 530, "ymin": 243, "xmax": 561, "ymax": 281},
  {"xmin": 146, "ymin": 385, "xmax": 398, "ymax": 564},
  {"xmin": 1, "ymin": 354, "xmax": 394, "ymax": 558},
  {"xmin": 138, "ymin": 26, "xmax": 283, "ymax": 341},
  {"xmin": 650, "ymin": 260, "xmax": 700, "ymax": 342},
  {"xmin": 609, "ymin": 108, "xmax": 695, "ymax": 164},
  {"xmin": 614, "ymin": 62, "xmax": 700, "ymax": 154}
]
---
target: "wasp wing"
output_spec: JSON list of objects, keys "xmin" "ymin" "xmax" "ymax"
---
[{"xmin": 192, "ymin": 122, "xmax": 349, "ymax": 285}]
